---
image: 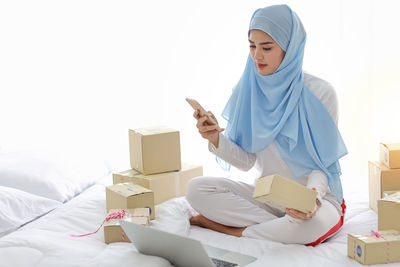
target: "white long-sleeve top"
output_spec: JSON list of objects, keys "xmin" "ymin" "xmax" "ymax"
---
[{"xmin": 208, "ymin": 73, "xmax": 342, "ymax": 214}]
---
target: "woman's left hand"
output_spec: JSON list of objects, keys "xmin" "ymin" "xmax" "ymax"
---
[
  {"xmin": 285, "ymin": 188, "xmax": 321, "ymax": 220},
  {"xmin": 285, "ymin": 205, "xmax": 318, "ymax": 220}
]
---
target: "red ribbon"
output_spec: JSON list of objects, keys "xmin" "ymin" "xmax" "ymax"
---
[
  {"xmin": 371, "ymin": 230, "xmax": 382, "ymax": 238},
  {"xmin": 70, "ymin": 209, "xmax": 148, "ymax": 238}
]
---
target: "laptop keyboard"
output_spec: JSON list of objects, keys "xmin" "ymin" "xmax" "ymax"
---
[{"xmin": 211, "ymin": 257, "xmax": 238, "ymax": 267}]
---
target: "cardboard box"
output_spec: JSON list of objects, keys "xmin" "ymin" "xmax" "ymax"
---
[
  {"xmin": 378, "ymin": 191, "xmax": 400, "ymax": 232},
  {"xmin": 252, "ymin": 174, "xmax": 317, "ymax": 213},
  {"xmin": 380, "ymin": 143, "xmax": 400, "ymax": 169},
  {"xmin": 129, "ymin": 126, "xmax": 181, "ymax": 175},
  {"xmin": 178, "ymin": 163, "xmax": 203, "ymax": 196},
  {"xmin": 106, "ymin": 183, "xmax": 155, "ymax": 219},
  {"xmin": 104, "ymin": 208, "xmax": 150, "ymax": 244},
  {"xmin": 113, "ymin": 163, "xmax": 203, "ymax": 204},
  {"xmin": 348, "ymin": 230, "xmax": 400, "ymax": 265},
  {"xmin": 368, "ymin": 161, "xmax": 400, "ymax": 212}
]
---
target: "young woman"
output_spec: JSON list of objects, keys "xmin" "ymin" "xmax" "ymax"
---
[{"xmin": 186, "ymin": 4, "xmax": 347, "ymax": 246}]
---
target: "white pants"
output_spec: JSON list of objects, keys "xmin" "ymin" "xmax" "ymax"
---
[{"xmin": 186, "ymin": 176, "xmax": 342, "ymax": 245}]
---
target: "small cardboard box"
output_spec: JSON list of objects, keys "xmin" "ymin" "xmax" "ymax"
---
[
  {"xmin": 368, "ymin": 161, "xmax": 400, "ymax": 212},
  {"xmin": 105, "ymin": 183, "xmax": 155, "ymax": 219},
  {"xmin": 113, "ymin": 163, "xmax": 203, "ymax": 204},
  {"xmin": 380, "ymin": 143, "xmax": 400, "ymax": 169},
  {"xmin": 129, "ymin": 126, "xmax": 181, "ymax": 175},
  {"xmin": 378, "ymin": 191, "xmax": 400, "ymax": 232},
  {"xmin": 252, "ymin": 174, "xmax": 317, "ymax": 213},
  {"xmin": 348, "ymin": 230, "xmax": 400, "ymax": 265},
  {"xmin": 104, "ymin": 208, "xmax": 150, "ymax": 244}
]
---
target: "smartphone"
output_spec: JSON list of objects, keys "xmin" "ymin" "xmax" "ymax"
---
[{"xmin": 185, "ymin": 98, "xmax": 221, "ymax": 129}]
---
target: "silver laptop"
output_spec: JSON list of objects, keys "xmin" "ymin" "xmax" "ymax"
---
[{"xmin": 119, "ymin": 220, "xmax": 257, "ymax": 267}]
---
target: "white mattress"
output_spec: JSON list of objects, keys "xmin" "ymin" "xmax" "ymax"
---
[{"xmin": 0, "ymin": 181, "xmax": 395, "ymax": 267}]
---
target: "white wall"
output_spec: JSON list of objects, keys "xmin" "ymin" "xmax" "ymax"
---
[{"xmin": 1, "ymin": 0, "xmax": 399, "ymax": 195}]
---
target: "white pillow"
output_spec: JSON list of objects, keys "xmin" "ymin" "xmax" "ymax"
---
[
  {"xmin": 0, "ymin": 185, "xmax": 61, "ymax": 235},
  {"xmin": 0, "ymin": 149, "xmax": 113, "ymax": 202}
]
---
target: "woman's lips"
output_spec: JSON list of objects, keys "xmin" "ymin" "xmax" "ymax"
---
[{"xmin": 257, "ymin": 63, "xmax": 267, "ymax": 69}]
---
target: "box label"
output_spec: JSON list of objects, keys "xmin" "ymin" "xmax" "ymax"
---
[{"xmin": 357, "ymin": 245, "xmax": 362, "ymax": 257}]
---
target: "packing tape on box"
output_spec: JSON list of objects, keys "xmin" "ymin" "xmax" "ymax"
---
[
  {"xmin": 370, "ymin": 230, "xmax": 391, "ymax": 263},
  {"xmin": 352, "ymin": 238, "xmax": 358, "ymax": 260}
]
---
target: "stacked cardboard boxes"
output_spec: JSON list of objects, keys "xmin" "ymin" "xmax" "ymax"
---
[
  {"xmin": 368, "ymin": 143, "xmax": 400, "ymax": 212},
  {"xmin": 120, "ymin": 126, "xmax": 203, "ymax": 204},
  {"xmin": 349, "ymin": 143, "xmax": 400, "ymax": 264},
  {"xmin": 104, "ymin": 182, "xmax": 154, "ymax": 243},
  {"xmin": 113, "ymin": 163, "xmax": 203, "ymax": 205},
  {"xmin": 104, "ymin": 126, "xmax": 203, "ymax": 243},
  {"xmin": 370, "ymin": 142, "xmax": 400, "ymax": 239}
]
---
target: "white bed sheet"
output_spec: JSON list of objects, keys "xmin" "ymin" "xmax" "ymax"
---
[{"xmin": 0, "ymin": 181, "xmax": 398, "ymax": 267}]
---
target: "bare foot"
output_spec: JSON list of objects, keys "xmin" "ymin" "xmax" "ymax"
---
[
  {"xmin": 189, "ymin": 214, "xmax": 245, "ymax": 237},
  {"xmin": 189, "ymin": 214, "xmax": 207, "ymax": 227}
]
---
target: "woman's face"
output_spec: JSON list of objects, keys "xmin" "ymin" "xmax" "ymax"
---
[{"xmin": 249, "ymin": 29, "xmax": 285, "ymax": 75}]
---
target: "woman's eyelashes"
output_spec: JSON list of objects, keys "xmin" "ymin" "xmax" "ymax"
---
[{"xmin": 249, "ymin": 45, "xmax": 271, "ymax": 51}]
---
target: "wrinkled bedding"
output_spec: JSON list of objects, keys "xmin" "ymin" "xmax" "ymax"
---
[{"xmin": 0, "ymin": 179, "xmax": 392, "ymax": 267}]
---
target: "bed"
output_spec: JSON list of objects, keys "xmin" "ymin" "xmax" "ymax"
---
[{"xmin": 0, "ymin": 149, "xmax": 394, "ymax": 267}]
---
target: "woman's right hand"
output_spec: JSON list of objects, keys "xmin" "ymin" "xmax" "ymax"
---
[{"xmin": 193, "ymin": 110, "xmax": 224, "ymax": 148}]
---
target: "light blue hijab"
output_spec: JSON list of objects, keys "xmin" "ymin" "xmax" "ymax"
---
[{"xmin": 221, "ymin": 5, "xmax": 348, "ymax": 203}]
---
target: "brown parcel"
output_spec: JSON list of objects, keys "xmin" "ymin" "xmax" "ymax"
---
[
  {"xmin": 104, "ymin": 208, "xmax": 150, "ymax": 244},
  {"xmin": 129, "ymin": 126, "xmax": 181, "ymax": 175},
  {"xmin": 113, "ymin": 163, "xmax": 203, "ymax": 205},
  {"xmin": 348, "ymin": 230, "xmax": 400, "ymax": 265},
  {"xmin": 368, "ymin": 161, "xmax": 400, "ymax": 212},
  {"xmin": 378, "ymin": 191, "xmax": 400, "ymax": 232},
  {"xmin": 252, "ymin": 174, "xmax": 317, "ymax": 213},
  {"xmin": 380, "ymin": 143, "xmax": 400, "ymax": 169},
  {"xmin": 105, "ymin": 183, "xmax": 155, "ymax": 219}
]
